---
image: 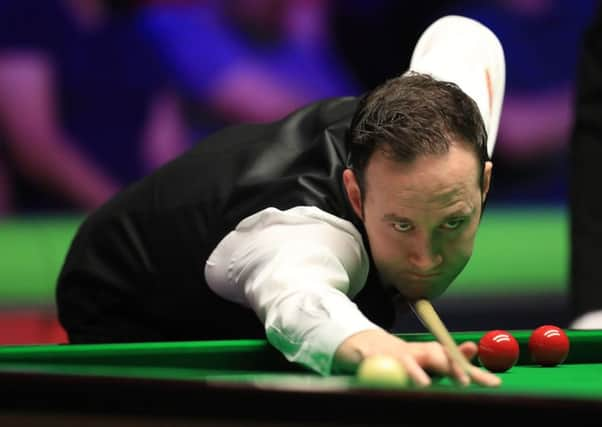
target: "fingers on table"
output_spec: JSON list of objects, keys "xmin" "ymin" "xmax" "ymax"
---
[
  {"xmin": 459, "ymin": 340, "xmax": 479, "ymax": 358},
  {"xmin": 445, "ymin": 343, "xmax": 501, "ymax": 387},
  {"xmin": 400, "ymin": 354, "xmax": 432, "ymax": 387},
  {"xmin": 449, "ymin": 357, "xmax": 471, "ymax": 386},
  {"xmin": 458, "ymin": 342, "xmax": 502, "ymax": 387},
  {"xmin": 469, "ymin": 365, "xmax": 502, "ymax": 387}
]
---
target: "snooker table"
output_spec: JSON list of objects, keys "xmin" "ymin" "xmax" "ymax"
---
[{"xmin": 1, "ymin": 330, "xmax": 602, "ymax": 426}]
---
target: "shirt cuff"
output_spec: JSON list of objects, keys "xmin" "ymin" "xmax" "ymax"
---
[{"xmin": 264, "ymin": 286, "xmax": 383, "ymax": 376}]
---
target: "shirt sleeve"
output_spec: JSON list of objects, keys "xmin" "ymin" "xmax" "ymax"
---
[{"xmin": 204, "ymin": 206, "xmax": 384, "ymax": 375}]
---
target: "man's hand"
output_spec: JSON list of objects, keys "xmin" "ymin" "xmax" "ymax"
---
[{"xmin": 333, "ymin": 329, "xmax": 501, "ymax": 387}]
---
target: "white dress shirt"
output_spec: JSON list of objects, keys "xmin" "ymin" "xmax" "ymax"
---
[{"xmin": 204, "ymin": 206, "xmax": 384, "ymax": 375}]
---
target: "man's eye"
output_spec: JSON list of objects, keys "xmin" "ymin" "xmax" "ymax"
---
[
  {"xmin": 442, "ymin": 219, "xmax": 464, "ymax": 230},
  {"xmin": 392, "ymin": 222, "xmax": 412, "ymax": 232}
]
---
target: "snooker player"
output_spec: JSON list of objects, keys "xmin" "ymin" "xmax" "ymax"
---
[{"xmin": 56, "ymin": 15, "xmax": 505, "ymax": 388}]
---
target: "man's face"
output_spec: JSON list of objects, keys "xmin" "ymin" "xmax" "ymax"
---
[{"xmin": 343, "ymin": 143, "xmax": 492, "ymax": 302}]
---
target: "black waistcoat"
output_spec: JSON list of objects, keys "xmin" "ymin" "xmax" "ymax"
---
[{"xmin": 57, "ymin": 96, "xmax": 396, "ymax": 343}]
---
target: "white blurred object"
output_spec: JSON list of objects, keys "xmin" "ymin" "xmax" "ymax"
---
[
  {"xmin": 570, "ymin": 310, "xmax": 602, "ymax": 330},
  {"xmin": 409, "ymin": 15, "xmax": 506, "ymax": 160}
]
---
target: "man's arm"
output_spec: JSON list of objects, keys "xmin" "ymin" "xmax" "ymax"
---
[
  {"xmin": 206, "ymin": 206, "xmax": 378, "ymax": 375},
  {"xmin": 0, "ymin": 53, "xmax": 119, "ymax": 210}
]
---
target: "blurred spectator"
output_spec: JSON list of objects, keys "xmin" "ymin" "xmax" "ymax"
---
[
  {"xmin": 444, "ymin": 0, "xmax": 598, "ymax": 204},
  {"xmin": 569, "ymin": 1, "xmax": 602, "ymax": 328},
  {"xmin": 140, "ymin": 0, "xmax": 362, "ymax": 139},
  {"xmin": 0, "ymin": 0, "xmax": 190, "ymax": 215}
]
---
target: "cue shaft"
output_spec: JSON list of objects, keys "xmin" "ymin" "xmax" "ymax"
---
[{"xmin": 412, "ymin": 299, "xmax": 474, "ymax": 375}]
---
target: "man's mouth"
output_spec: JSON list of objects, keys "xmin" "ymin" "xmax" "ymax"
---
[{"xmin": 407, "ymin": 272, "xmax": 440, "ymax": 279}]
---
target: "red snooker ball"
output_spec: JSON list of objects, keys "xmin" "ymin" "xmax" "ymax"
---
[
  {"xmin": 478, "ymin": 330, "xmax": 520, "ymax": 373},
  {"xmin": 528, "ymin": 325, "xmax": 570, "ymax": 367}
]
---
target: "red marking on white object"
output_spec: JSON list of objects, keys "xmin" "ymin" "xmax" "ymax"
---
[{"xmin": 485, "ymin": 68, "xmax": 493, "ymax": 114}]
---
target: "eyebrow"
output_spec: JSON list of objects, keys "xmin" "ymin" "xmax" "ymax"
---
[
  {"xmin": 382, "ymin": 208, "xmax": 475, "ymax": 222},
  {"xmin": 382, "ymin": 214, "xmax": 411, "ymax": 222}
]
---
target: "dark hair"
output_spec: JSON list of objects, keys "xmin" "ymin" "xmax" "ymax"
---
[{"xmin": 348, "ymin": 72, "xmax": 488, "ymax": 195}]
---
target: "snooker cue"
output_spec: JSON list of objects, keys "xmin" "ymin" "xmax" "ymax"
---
[{"xmin": 412, "ymin": 298, "xmax": 474, "ymax": 376}]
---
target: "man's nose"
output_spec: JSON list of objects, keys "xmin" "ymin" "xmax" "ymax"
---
[{"xmin": 408, "ymin": 235, "xmax": 443, "ymax": 271}]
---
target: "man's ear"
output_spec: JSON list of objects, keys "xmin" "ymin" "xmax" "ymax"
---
[
  {"xmin": 343, "ymin": 168, "xmax": 363, "ymax": 219},
  {"xmin": 482, "ymin": 161, "xmax": 493, "ymax": 201}
]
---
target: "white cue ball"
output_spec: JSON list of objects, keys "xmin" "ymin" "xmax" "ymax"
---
[{"xmin": 356, "ymin": 355, "xmax": 409, "ymax": 387}]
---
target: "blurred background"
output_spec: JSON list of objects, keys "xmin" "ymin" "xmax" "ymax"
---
[{"xmin": 0, "ymin": 0, "xmax": 598, "ymax": 344}]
